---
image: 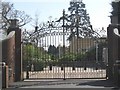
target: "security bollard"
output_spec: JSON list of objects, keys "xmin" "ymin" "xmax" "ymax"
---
[{"xmin": 26, "ymin": 65, "xmax": 29, "ymax": 79}]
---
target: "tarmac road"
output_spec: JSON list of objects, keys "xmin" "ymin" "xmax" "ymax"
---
[{"xmin": 8, "ymin": 79, "xmax": 118, "ymax": 89}]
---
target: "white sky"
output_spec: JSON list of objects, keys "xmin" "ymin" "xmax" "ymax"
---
[
  {"xmin": 1, "ymin": 0, "xmax": 115, "ymax": 48},
  {"xmin": 3, "ymin": 0, "xmax": 112, "ymax": 31}
]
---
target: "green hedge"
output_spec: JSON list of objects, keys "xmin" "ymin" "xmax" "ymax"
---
[{"xmin": 23, "ymin": 60, "xmax": 45, "ymax": 71}]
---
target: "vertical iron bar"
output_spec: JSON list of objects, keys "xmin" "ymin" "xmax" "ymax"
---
[
  {"xmin": 76, "ymin": 5, "xmax": 79, "ymax": 60},
  {"xmin": 96, "ymin": 42, "xmax": 98, "ymax": 63},
  {"xmin": 63, "ymin": 9, "xmax": 66, "ymax": 80},
  {"xmin": 26, "ymin": 43, "xmax": 29, "ymax": 79}
]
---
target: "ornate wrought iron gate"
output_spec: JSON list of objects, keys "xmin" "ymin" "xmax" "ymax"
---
[{"xmin": 22, "ymin": 14, "xmax": 107, "ymax": 79}]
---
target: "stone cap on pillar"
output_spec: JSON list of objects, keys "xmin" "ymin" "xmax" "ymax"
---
[
  {"xmin": 112, "ymin": 0, "xmax": 120, "ymax": 2},
  {"xmin": 9, "ymin": 19, "xmax": 19, "ymax": 28}
]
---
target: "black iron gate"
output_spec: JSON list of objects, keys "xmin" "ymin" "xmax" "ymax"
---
[
  {"xmin": 22, "ymin": 13, "xmax": 107, "ymax": 79},
  {"xmin": 22, "ymin": 29, "xmax": 107, "ymax": 79}
]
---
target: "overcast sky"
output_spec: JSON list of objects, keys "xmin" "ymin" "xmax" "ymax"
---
[{"xmin": 3, "ymin": 0, "xmax": 112, "ymax": 31}]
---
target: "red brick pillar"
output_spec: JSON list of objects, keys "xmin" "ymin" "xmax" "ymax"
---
[{"xmin": 7, "ymin": 19, "xmax": 22, "ymax": 82}]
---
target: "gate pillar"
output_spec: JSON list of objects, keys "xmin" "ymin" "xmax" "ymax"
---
[
  {"xmin": 7, "ymin": 19, "xmax": 22, "ymax": 82},
  {"xmin": 107, "ymin": 24, "xmax": 120, "ymax": 87}
]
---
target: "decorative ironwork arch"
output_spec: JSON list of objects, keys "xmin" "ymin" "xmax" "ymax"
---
[{"xmin": 22, "ymin": 10, "xmax": 106, "ymax": 79}]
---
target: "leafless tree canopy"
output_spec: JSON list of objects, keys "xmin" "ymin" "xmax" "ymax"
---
[{"xmin": 2, "ymin": 2, "xmax": 32, "ymax": 30}]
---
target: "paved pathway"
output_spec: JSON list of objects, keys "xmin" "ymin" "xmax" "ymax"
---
[{"xmin": 8, "ymin": 79, "xmax": 119, "ymax": 89}]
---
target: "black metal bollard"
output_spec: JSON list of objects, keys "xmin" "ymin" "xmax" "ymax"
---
[
  {"xmin": 49, "ymin": 64, "xmax": 52, "ymax": 71},
  {"xmin": 26, "ymin": 65, "xmax": 29, "ymax": 79},
  {"xmin": 114, "ymin": 60, "xmax": 120, "ymax": 87},
  {"xmin": 72, "ymin": 66, "xmax": 75, "ymax": 70},
  {"xmin": 116, "ymin": 61, "xmax": 120, "ymax": 87},
  {"xmin": 61, "ymin": 64, "xmax": 63, "ymax": 70}
]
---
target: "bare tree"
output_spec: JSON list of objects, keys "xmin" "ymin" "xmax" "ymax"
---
[
  {"xmin": 0, "ymin": 1, "xmax": 2, "ymax": 29},
  {"xmin": 2, "ymin": 2, "xmax": 32, "ymax": 30},
  {"xmin": 31, "ymin": 12, "xmax": 40, "ymax": 32}
]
